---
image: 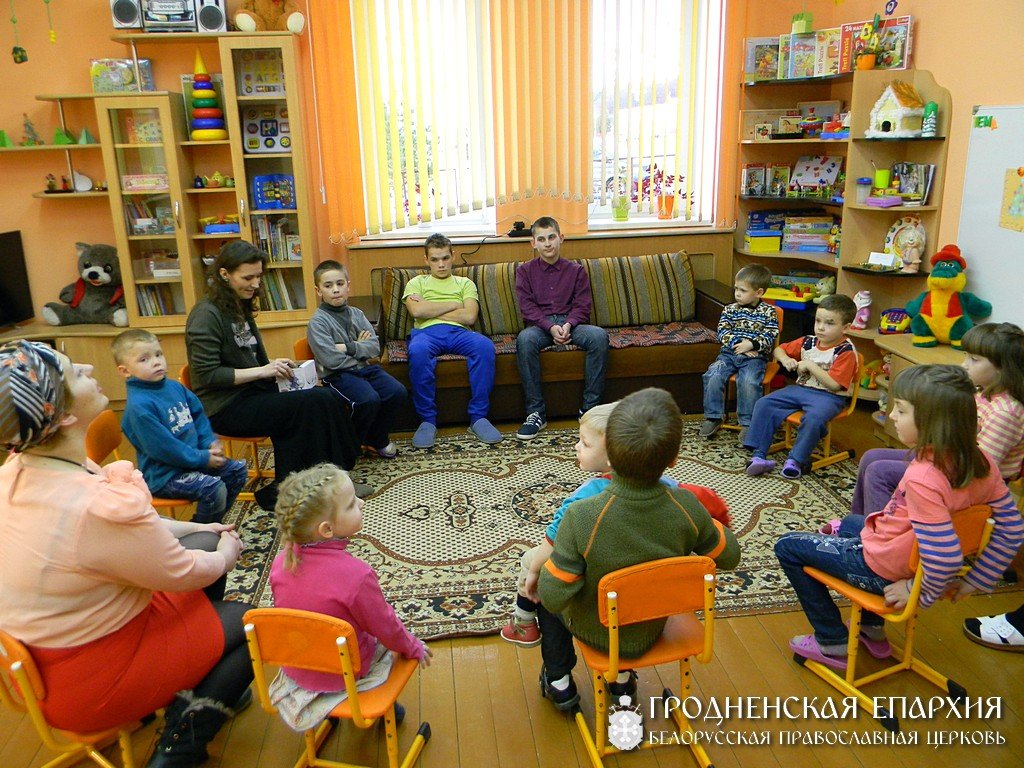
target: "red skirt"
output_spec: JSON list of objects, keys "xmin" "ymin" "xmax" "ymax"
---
[{"xmin": 30, "ymin": 590, "xmax": 223, "ymax": 732}]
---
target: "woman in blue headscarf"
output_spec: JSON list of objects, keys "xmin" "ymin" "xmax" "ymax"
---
[{"xmin": 0, "ymin": 340, "xmax": 251, "ymax": 767}]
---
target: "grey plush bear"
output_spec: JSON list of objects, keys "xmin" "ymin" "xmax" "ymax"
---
[{"xmin": 42, "ymin": 242, "xmax": 128, "ymax": 326}]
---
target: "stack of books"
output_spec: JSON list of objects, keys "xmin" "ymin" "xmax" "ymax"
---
[
  {"xmin": 781, "ymin": 215, "xmax": 837, "ymax": 252},
  {"xmin": 744, "ymin": 209, "xmax": 786, "ymax": 252}
]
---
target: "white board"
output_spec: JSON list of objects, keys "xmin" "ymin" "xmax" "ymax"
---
[{"xmin": 958, "ymin": 105, "xmax": 1024, "ymax": 328}]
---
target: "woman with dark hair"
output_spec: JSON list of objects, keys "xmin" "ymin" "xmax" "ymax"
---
[
  {"xmin": 0, "ymin": 340, "xmax": 251, "ymax": 767},
  {"xmin": 185, "ymin": 241, "xmax": 364, "ymax": 510}
]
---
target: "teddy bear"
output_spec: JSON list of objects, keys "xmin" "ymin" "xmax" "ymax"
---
[
  {"xmin": 234, "ymin": 0, "xmax": 305, "ymax": 34},
  {"xmin": 41, "ymin": 242, "xmax": 128, "ymax": 327},
  {"xmin": 811, "ymin": 274, "xmax": 836, "ymax": 304},
  {"xmin": 905, "ymin": 244, "xmax": 990, "ymax": 348}
]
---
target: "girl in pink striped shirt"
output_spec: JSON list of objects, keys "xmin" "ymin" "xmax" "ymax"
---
[
  {"xmin": 776, "ymin": 365, "xmax": 1023, "ymax": 670},
  {"xmin": 848, "ymin": 322, "xmax": 1024, "ymax": 523}
]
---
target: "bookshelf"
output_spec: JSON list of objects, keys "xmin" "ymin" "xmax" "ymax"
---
[
  {"xmin": 94, "ymin": 93, "xmax": 202, "ymax": 327},
  {"xmin": 102, "ymin": 33, "xmax": 316, "ymax": 323}
]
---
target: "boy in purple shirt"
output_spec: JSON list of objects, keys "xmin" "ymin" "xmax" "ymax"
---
[{"xmin": 515, "ymin": 216, "xmax": 608, "ymax": 439}]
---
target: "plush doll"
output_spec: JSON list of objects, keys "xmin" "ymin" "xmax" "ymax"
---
[
  {"xmin": 904, "ymin": 244, "xmax": 990, "ymax": 348},
  {"xmin": 234, "ymin": 0, "xmax": 305, "ymax": 34},
  {"xmin": 41, "ymin": 243, "xmax": 128, "ymax": 327},
  {"xmin": 811, "ymin": 274, "xmax": 836, "ymax": 304},
  {"xmin": 850, "ymin": 290, "xmax": 872, "ymax": 330}
]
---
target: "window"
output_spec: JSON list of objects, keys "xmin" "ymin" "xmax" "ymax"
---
[{"xmin": 336, "ymin": 0, "xmax": 724, "ymax": 237}]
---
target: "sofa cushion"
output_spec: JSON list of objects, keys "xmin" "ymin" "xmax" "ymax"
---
[
  {"xmin": 383, "ymin": 321, "xmax": 716, "ymax": 363},
  {"xmin": 583, "ymin": 252, "xmax": 696, "ymax": 327}
]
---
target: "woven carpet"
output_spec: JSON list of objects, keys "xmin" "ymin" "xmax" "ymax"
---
[{"xmin": 224, "ymin": 421, "xmax": 861, "ymax": 641}]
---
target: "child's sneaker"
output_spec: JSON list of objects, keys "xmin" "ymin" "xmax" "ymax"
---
[
  {"xmin": 745, "ymin": 457, "xmax": 775, "ymax": 476},
  {"xmin": 698, "ymin": 419, "xmax": 721, "ymax": 438},
  {"xmin": 376, "ymin": 441, "xmax": 398, "ymax": 459},
  {"xmin": 540, "ymin": 667, "xmax": 580, "ymax": 711},
  {"xmin": 500, "ymin": 618, "xmax": 541, "ymax": 647},
  {"xmin": 606, "ymin": 670, "xmax": 638, "ymax": 704}
]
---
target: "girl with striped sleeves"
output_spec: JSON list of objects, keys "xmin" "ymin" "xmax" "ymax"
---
[{"xmin": 774, "ymin": 364, "xmax": 1024, "ymax": 671}]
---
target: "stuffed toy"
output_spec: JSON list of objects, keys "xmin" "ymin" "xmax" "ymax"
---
[
  {"xmin": 234, "ymin": 0, "xmax": 305, "ymax": 34},
  {"xmin": 811, "ymin": 275, "xmax": 836, "ymax": 304},
  {"xmin": 41, "ymin": 243, "xmax": 128, "ymax": 327},
  {"xmin": 904, "ymin": 244, "xmax": 990, "ymax": 348},
  {"xmin": 850, "ymin": 290, "xmax": 872, "ymax": 330}
]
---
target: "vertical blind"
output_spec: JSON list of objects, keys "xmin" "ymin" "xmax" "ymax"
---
[
  {"xmin": 591, "ymin": 0, "xmax": 723, "ymax": 222},
  {"xmin": 326, "ymin": 0, "xmax": 723, "ymax": 236}
]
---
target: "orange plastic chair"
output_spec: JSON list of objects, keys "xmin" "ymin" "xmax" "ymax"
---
[
  {"xmin": 0, "ymin": 629, "xmax": 139, "ymax": 768},
  {"xmin": 769, "ymin": 352, "xmax": 864, "ymax": 470},
  {"xmin": 798, "ymin": 505, "xmax": 994, "ymax": 732},
  {"xmin": 85, "ymin": 409, "xmax": 193, "ymax": 520},
  {"xmin": 179, "ymin": 364, "xmax": 272, "ymax": 502},
  {"xmin": 721, "ymin": 304, "xmax": 784, "ymax": 433},
  {"xmin": 573, "ymin": 556, "xmax": 718, "ymax": 768},
  {"xmin": 293, "ymin": 337, "xmax": 313, "ymax": 361},
  {"xmin": 243, "ymin": 608, "xmax": 431, "ymax": 768}
]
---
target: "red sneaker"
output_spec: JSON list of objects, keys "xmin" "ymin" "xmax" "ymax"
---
[{"xmin": 500, "ymin": 618, "xmax": 541, "ymax": 647}]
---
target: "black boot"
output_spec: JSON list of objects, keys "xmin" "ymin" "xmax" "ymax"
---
[{"xmin": 146, "ymin": 691, "xmax": 233, "ymax": 768}]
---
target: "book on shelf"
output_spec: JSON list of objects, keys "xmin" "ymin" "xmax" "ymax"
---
[
  {"xmin": 787, "ymin": 33, "xmax": 816, "ymax": 79},
  {"xmin": 743, "ymin": 36, "xmax": 780, "ymax": 81},
  {"xmin": 891, "ymin": 162, "xmax": 935, "ymax": 205},
  {"xmin": 813, "ymin": 28, "xmax": 841, "ymax": 77},
  {"xmin": 777, "ymin": 34, "xmax": 791, "ymax": 79},
  {"xmin": 235, "ymin": 48, "xmax": 286, "ymax": 96},
  {"xmin": 767, "ymin": 164, "xmax": 791, "ymax": 197},
  {"xmin": 741, "ymin": 164, "xmax": 766, "ymax": 197},
  {"xmin": 285, "ymin": 234, "xmax": 302, "ymax": 261}
]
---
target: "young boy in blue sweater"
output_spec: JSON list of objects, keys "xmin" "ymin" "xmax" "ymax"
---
[{"xmin": 113, "ymin": 329, "xmax": 248, "ymax": 523}]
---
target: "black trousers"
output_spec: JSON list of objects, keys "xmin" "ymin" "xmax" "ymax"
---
[
  {"xmin": 538, "ymin": 604, "xmax": 577, "ymax": 680},
  {"xmin": 180, "ymin": 531, "xmax": 253, "ymax": 707},
  {"xmin": 210, "ymin": 386, "xmax": 361, "ymax": 482}
]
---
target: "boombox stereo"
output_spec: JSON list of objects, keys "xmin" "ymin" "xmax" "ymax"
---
[{"xmin": 111, "ymin": 0, "xmax": 226, "ymax": 33}]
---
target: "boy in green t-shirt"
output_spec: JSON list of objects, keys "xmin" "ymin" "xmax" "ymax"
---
[
  {"xmin": 402, "ymin": 233, "xmax": 501, "ymax": 448},
  {"xmin": 536, "ymin": 387, "xmax": 740, "ymax": 710}
]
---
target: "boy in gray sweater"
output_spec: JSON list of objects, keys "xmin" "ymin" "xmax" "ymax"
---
[{"xmin": 306, "ymin": 260, "xmax": 408, "ymax": 458}]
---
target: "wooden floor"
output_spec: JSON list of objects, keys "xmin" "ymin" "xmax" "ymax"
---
[{"xmin": 4, "ymin": 405, "xmax": 1024, "ymax": 768}]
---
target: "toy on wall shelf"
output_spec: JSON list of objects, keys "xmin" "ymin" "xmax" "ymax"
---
[
  {"xmin": 77, "ymin": 127, "xmax": 97, "ymax": 145},
  {"xmin": 41, "ymin": 243, "xmax": 127, "ymax": 327},
  {"xmin": 851, "ymin": 290, "xmax": 872, "ymax": 330},
  {"xmin": 187, "ymin": 51, "xmax": 228, "ymax": 141},
  {"xmin": 865, "ymin": 80, "xmax": 925, "ymax": 138},
  {"xmin": 0, "ymin": 130, "xmax": 13, "ymax": 147},
  {"xmin": 883, "ymin": 215, "xmax": 926, "ymax": 272},
  {"xmin": 878, "ymin": 307, "xmax": 911, "ymax": 334},
  {"xmin": 235, "ymin": 0, "xmax": 306, "ymax": 34},
  {"xmin": 861, "ymin": 358, "xmax": 884, "ymax": 389},
  {"xmin": 20, "ymin": 114, "xmax": 42, "ymax": 146},
  {"xmin": 52, "ymin": 127, "xmax": 74, "ymax": 145},
  {"xmin": 905, "ymin": 245, "xmax": 991, "ymax": 348},
  {"xmin": 811, "ymin": 275, "xmax": 836, "ymax": 304}
]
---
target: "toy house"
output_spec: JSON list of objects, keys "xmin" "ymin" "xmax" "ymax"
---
[{"xmin": 865, "ymin": 79, "xmax": 925, "ymax": 137}]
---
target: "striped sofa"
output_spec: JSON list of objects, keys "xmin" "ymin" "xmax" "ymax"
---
[{"xmin": 373, "ymin": 252, "xmax": 721, "ymax": 427}]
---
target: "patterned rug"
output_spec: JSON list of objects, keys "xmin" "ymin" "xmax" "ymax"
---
[{"xmin": 224, "ymin": 421, "xmax": 860, "ymax": 641}]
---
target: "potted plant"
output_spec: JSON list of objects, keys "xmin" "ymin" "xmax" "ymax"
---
[{"xmin": 854, "ymin": 14, "xmax": 882, "ymax": 70}]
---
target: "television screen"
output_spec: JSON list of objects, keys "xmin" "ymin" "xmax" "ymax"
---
[{"xmin": 0, "ymin": 231, "xmax": 36, "ymax": 328}]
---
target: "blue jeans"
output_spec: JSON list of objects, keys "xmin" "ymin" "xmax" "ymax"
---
[
  {"xmin": 324, "ymin": 365, "xmax": 408, "ymax": 449},
  {"xmin": 155, "ymin": 458, "xmax": 249, "ymax": 524},
  {"xmin": 516, "ymin": 317, "xmax": 608, "ymax": 417},
  {"xmin": 743, "ymin": 385, "xmax": 847, "ymax": 465},
  {"xmin": 702, "ymin": 348, "xmax": 768, "ymax": 426},
  {"xmin": 408, "ymin": 324, "xmax": 496, "ymax": 423},
  {"xmin": 774, "ymin": 515, "xmax": 891, "ymax": 646}
]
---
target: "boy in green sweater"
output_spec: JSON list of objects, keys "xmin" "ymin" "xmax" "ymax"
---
[{"xmin": 536, "ymin": 387, "xmax": 740, "ymax": 711}]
